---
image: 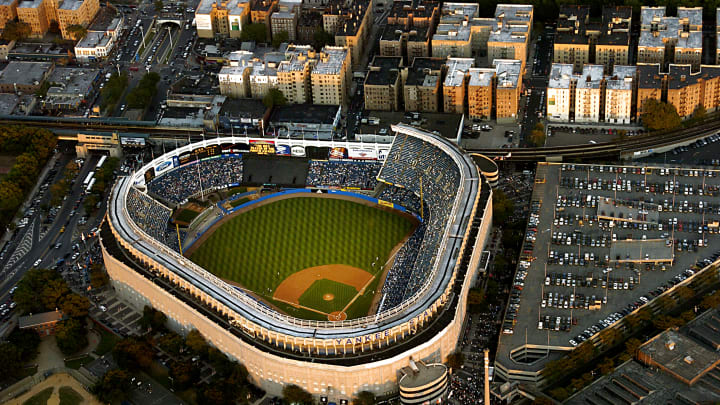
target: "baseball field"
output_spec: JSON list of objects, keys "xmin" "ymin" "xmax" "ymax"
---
[{"xmin": 187, "ymin": 195, "xmax": 416, "ymax": 321}]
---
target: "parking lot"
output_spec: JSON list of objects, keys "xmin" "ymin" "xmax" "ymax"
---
[{"xmin": 496, "ymin": 162, "xmax": 720, "ymax": 372}]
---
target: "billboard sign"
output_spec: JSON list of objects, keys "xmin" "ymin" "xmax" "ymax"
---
[
  {"xmin": 329, "ymin": 147, "xmax": 348, "ymax": 160},
  {"xmin": 121, "ymin": 137, "xmax": 146, "ymax": 146},
  {"xmin": 144, "ymin": 167, "xmax": 155, "ymax": 183},
  {"xmin": 221, "ymin": 142, "xmax": 249, "ymax": 154},
  {"xmin": 378, "ymin": 148, "xmax": 390, "ymax": 161},
  {"xmin": 291, "ymin": 145, "xmax": 305, "ymax": 157},
  {"xmin": 249, "ymin": 140, "xmax": 275, "ymax": 155},
  {"xmin": 195, "ymin": 145, "xmax": 220, "ymax": 160},
  {"xmin": 275, "ymin": 144, "xmax": 291, "ymax": 156},
  {"xmin": 348, "ymin": 147, "xmax": 377, "ymax": 160},
  {"xmin": 178, "ymin": 150, "xmax": 196, "ymax": 166},
  {"xmin": 154, "ymin": 159, "xmax": 174, "ymax": 176},
  {"xmin": 196, "ymin": 14, "xmax": 212, "ymax": 31}
]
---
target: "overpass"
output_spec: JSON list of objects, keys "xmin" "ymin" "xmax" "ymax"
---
[{"xmin": 156, "ymin": 13, "xmax": 185, "ymax": 27}]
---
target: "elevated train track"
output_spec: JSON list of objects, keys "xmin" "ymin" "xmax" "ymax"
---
[{"xmin": 3, "ymin": 114, "xmax": 720, "ymax": 161}]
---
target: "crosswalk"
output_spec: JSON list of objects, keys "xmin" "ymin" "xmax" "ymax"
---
[{"xmin": 4, "ymin": 218, "xmax": 35, "ymax": 270}]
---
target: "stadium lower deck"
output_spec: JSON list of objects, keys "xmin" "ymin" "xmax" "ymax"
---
[
  {"xmin": 495, "ymin": 162, "xmax": 720, "ymax": 385},
  {"xmin": 104, "ymin": 125, "xmax": 489, "ymax": 359}
]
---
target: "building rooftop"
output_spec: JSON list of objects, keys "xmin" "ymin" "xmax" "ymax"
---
[
  {"xmin": 494, "ymin": 59, "xmax": 521, "ymax": 89},
  {"xmin": 47, "ymin": 68, "xmax": 98, "ymax": 96},
  {"xmin": 597, "ymin": 31, "xmax": 629, "ymax": 46},
  {"xmin": 251, "ymin": 0, "xmax": 274, "ymax": 12},
  {"xmin": 639, "ymin": 6, "xmax": 702, "ymax": 49},
  {"xmin": 0, "ymin": 93, "xmax": 19, "ymax": 115},
  {"xmin": 636, "ymin": 63, "xmax": 663, "ymax": 89},
  {"xmin": 398, "ymin": 361, "xmax": 447, "ymax": 390},
  {"xmin": 75, "ymin": 31, "xmax": 113, "ymax": 49},
  {"xmin": 668, "ymin": 64, "xmax": 700, "ymax": 89},
  {"xmin": 444, "ymin": 57, "xmax": 473, "ymax": 87},
  {"xmin": 357, "ymin": 110, "xmax": 461, "ymax": 140},
  {"xmin": 548, "ymin": 63, "xmax": 575, "ymax": 89},
  {"xmin": 468, "ymin": 67, "xmax": 494, "ymax": 87},
  {"xmin": 278, "ymin": 44, "xmax": 314, "ymax": 72},
  {"xmin": 0, "ymin": 61, "xmax": 52, "ymax": 86},
  {"xmin": 439, "ymin": 2, "xmax": 479, "ymax": 24},
  {"xmin": 218, "ymin": 97, "xmax": 267, "ymax": 119},
  {"xmin": 17, "ymin": 0, "xmax": 43, "ymax": 9},
  {"xmin": 59, "ymin": 0, "xmax": 83, "ymax": 11},
  {"xmin": 576, "ymin": 64, "xmax": 605, "ymax": 89},
  {"xmin": 639, "ymin": 328, "xmax": 720, "ymax": 384},
  {"xmin": 606, "ymin": 65, "xmax": 636, "ymax": 91},
  {"xmin": 365, "ymin": 56, "xmax": 402, "ymax": 86},
  {"xmin": 405, "ymin": 57, "xmax": 445, "ymax": 86},
  {"xmin": 18, "ymin": 310, "xmax": 63, "ymax": 328},
  {"xmin": 270, "ymin": 104, "xmax": 339, "ymax": 125},
  {"xmin": 88, "ymin": 5, "xmax": 120, "ymax": 31},
  {"xmin": 312, "ymin": 46, "xmax": 347, "ymax": 75},
  {"xmin": 433, "ymin": 23, "xmax": 471, "ymax": 42}
]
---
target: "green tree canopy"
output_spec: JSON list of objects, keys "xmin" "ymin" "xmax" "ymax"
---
[
  {"xmin": 171, "ymin": 360, "xmax": 199, "ymax": 389},
  {"xmin": 185, "ymin": 329, "xmax": 209, "ymax": 357},
  {"xmin": 0, "ymin": 343, "xmax": 23, "ymax": 380},
  {"xmin": 313, "ymin": 27, "xmax": 334, "ymax": 50},
  {"xmin": 353, "ymin": 391, "xmax": 376, "ymax": 405},
  {"xmin": 65, "ymin": 24, "xmax": 88, "ymax": 41},
  {"xmin": 272, "ymin": 30, "xmax": 289, "ymax": 49},
  {"xmin": 282, "ymin": 384, "xmax": 313, "ymax": 404},
  {"xmin": 530, "ymin": 129, "xmax": 546, "ymax": 147},
  {"xmin": 14, "ymin": 268, "xmax": 67, "ymax": 313},
  {"xmin": 139, "ymin": 305, "xmax": 168, "ymax": 332},
  {"xmin": 60, "ymin": 293, "xmax": 90, "ymax": 318},
  {"xmin": 640, "ymin": 98, "xmax": 681, "ymax": 131},
  {"xmin": 92, "ymin": 369, "xmax": 131, "ymax": 403},
  {"xmin": 263, "ymin": 88, "xmax": 287, "ymax": 108},
  {"xmin": 157, "ymin": 332, "xmax": 184, "ymax": 356},
  {"xmin": 492, "ymin": 189, "xmax": 514, "ymax": 225},
  {"xmin": 55, "ymin": 318, "xmax": 88, "ymax": 355},
  {"xmin": 113, "ymin": 337, "xmax": 154, "ymax": 370},
  {"xmin": 240, "ymin": 23, "xmax": 267, "ymax": 43}
]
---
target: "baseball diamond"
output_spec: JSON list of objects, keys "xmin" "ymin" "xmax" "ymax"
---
[{"xmin": 187, "ymin": 196, "xmax": 415, "ymax": 320}]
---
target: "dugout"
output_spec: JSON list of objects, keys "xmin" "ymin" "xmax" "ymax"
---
[{"xmin": 242, "ymin": 155, "xmax": 309, "ymax": 187}]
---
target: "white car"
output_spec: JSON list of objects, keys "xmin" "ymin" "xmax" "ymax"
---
[{"xmin": 33, "ymin": 258, "xmax": 42, "ymax": 267}]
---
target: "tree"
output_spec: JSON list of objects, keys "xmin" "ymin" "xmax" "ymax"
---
[
  {"xmin": 240, "ymin": 23, "xmax": 267, "ymax": 43},
  {"xmin": 598, "ymin": 357, "xmax": 615, "ymax": 375},
  {"xmin": 65, "ymin": 24, "xmax": 88, "ymax": 41},
  {"xmin": 549, "ymin": 387, "xmax": 569, "ymax": 401},
  {"xmin": 263, "ymin": 88, "xmax": 287, "ymax": 108},
  {"xmin": 113, "ymin": 337, "xmax": 154, "ymax": 370},
  {"xmin": 185, "ymin": 329, "xmax": 209, "ymax": 357},
  {"xmin": 640, "ymin": 98, "xmax": 681, "ymax": 131},
  {"xmin": 92, "ymin": 369, "xmax": 131, "ymax": 402},
  {"xmin": 492, "ymin": 189, "xmax": 514, "ymax": 225},
  {"xmin": 272, "ymin": 30, "xmax": 289, "ymax": 49},
  {"xmin": 282, "ymin": 384, "xmax": 313, "ymax": 405},
  {"xmin": 157, "ymin": 332, "xmax": 184, "ymax": 356},
  {"xmin": 14, "ymin": 268, "xmax": 65, "ymax": 313},
  {"xmin": 90, "ymin": 264, "xmax": 109, "ymax": 289},
  {"xmin": 467, "ymin": 287, "xmax": 485, "ymax": 313},
  {"xmin": 530, "ymin": 129, "xmax": 546, "ymax": 147},
  {"xmin": 139, "ymin": 305, "xmax": 167, "ymax": 332},
  {"xmin": 693, "ymin": 104, "xmax": 706, "ymax": 119},
  {"xmin": 2, "ymin": 21, "xmax": 31, "ymax": 41},
  {"xmin": 625, "ymin": 338, "xmax": 642, "ymax": 357},
  {"xmin": 701, "ymin": 290, "xmax": 720, "ymax": 309},
  {"xmin": 171, "ymin": 360, "xmax": 199, "ymax": 389},
  {"xmin": 8, "ymin": 328, "xmax": 40, "ymax": 361},
  {"xmin": 41, "ymin": 278, "xmax": 70, "ymax": 310},
  {"xmin": 55, "ymin": 318, "xmax": 88, "ymax": 355},
  {"xmin": 446, "ymin": 351, "xmax": 465, "ymax": 370},
  {"xmin": 313, "ymin": 27, "xmax": 334, "ymax": 50},
  {"xmin": 0, "ymin": 180, "xmax": 23, "ymax": 211},
  {"xmin": 0, "ymin": 343, "xmax": 23, "ymax": 380},
  {"xmin": 353, "ymin": 391, "xmax": 376, "ymax": 405},
  {"xmin": 60, "ymin": 293, "xmax": 90, "ymax": 318}
]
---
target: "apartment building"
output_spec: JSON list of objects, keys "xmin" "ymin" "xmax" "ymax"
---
[
  {"xmin": 717, "ymin": 9, "xmax": 720, "ymax": 64},
  {"xmin": 442, "ymin": 57, "xmax": 473, "ymax": 114},
  {"xmin": 574, "ymin": 65, "xmax": 604, "ymax": 123},
  {"xmin": 364, "ymin": 56, "xmax": 402, "ymax": 111},
  {"xmin": 270, "ymin": 0, "xmax": 300, "ymax": 41},
  {"xmin": 403, "ymin": 57, "xmax": 444, "ymax": 112},
  {"xmin": 638, "ymin": 6, "xmax": 702, "ymax": 71},
  {"xmin": 277, "ymin": 45, "xmax": 314, "ymax": 104},
  {"xmin": 467, "ymin": 67, "xmax": 494, "ymax": 120},
  {"xmin": 332, "ymin": 0, "xmax": 372, "ymax": 68},
  {"xmin": 57, "ymin": 0, "xmax": 99, "ymax": 39},
  {"xmin": 636, "ymin": 63, "xmax": 664, "ymax": 115},
  {"xmin": 296, "ymin": 9, "xmax": 321, "ymax": 44},
  {"xmin": 604, "ymin": 65, "xmax": 636, "ymax": 124},
  {"xmin": 666, "ymin": 64, "xmax": 702, "ymax": 118},
  {"xmin": 195, "ymin": 0, "xmax": 249, "ymax": 39},
  {"xmin": 553, "ymin": 6, "xmax": 631, "ymax": 73},
  {"xmin": 494, "ymin": 59, "xmax": 522, "ymax": 122},
  {"xmin": 381, "ymin": 0, "xmax": 437, "ymax": 63},
  {"xmin": 250, "ymin": 0, "xmax": 277, "ymax": 39},
  {"xmin": 487, "ymin": 4, "xmax": 533, "ymax": 72},
  {"xmin": 546, "ymin": 63, "xmax": 575, "ymax": 121},
  {"xmin": 0, "ymin": 0, "xmax": 18, "ymax": 30},
  {"xmin": 16, "ymin": 0, "xmax": 54, "ymax": 37},
  {"xmin": 0, "ymin": 61, "xmax": 53, "ymax": 94},
  {"xmin": 432, "ymin": 23, "xmax": 471, "ymax": 58},
  {"xmin": 310, "ymin": 46, "xmax": 350, "ymax": 106}
]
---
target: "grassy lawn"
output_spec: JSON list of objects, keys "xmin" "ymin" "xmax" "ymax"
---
[
  {"xmin": 94, "ymin": 328, "xmax": 119, "ymax": 356},
  {"xmin": 58, "ymin": 386, "xmax": 83, "ymax": 405},
  {"xmin": 175, "ymin": 209, "xmax": 200, "ymax": 223},
  {"xmin": 189, "ymin": 197, "xmax": 414, "ymax": 320},
  {"xmin": 226, "ymin": 186, "xmax": 247, "ymax": 196},
  {"xmin": 298, "ymin": 279, "xmax": 358, "ymax": 314},
  {"xmin": 64, "ymin": 355, "xmax": 93, "ymax": 370},
  {"xmin": 22, "ymin": 387, "xmax": 53, "ymax": 405},
  {"xmin": 229, "ymin": 197, "xmax": 251, "ymax": 208}
]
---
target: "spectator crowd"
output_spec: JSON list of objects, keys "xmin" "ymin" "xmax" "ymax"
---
[
  {"xmin": 305, "ymin": 160, "xmax": 382, "ymax": 190},
  {"xmin": 148, "ymin": 156, "xmax": 244, "ymax": 205}
]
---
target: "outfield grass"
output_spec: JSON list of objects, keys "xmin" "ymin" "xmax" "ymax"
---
[
  {"xmin": 229, "ymin": 197, "xmax": 251, "ymax": 208},
  {"xmin": 189, "ymin": 197, "xmax": 414, "ymax": 319},
  {"xmin": 298, "ymin": 279, "xmax": 358, "ymax": 314},
  {"xmin": 58, "ymin": 386, "xmax": 83, "ymax": 405}
]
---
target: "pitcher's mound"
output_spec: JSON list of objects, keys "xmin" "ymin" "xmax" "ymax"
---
[
  {"xmin": 323, "ymin": 293, "xmax": 335, "ymax": 301},
  {"xmin": 328, "ymin": 311, "xmax": 347, "ymax": 321}
]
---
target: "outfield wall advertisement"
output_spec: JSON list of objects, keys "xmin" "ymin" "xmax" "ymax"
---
[
  {"xmin": 154, "ymin": 159, "xmax": 175, "ymax": 177},
  {"xmin": 275, "ymin": 144, "xmax": 291, "ymax": 156},
  {"xmin": 348, "ymin": 147, "xmax": 377, "ymax": 160}
]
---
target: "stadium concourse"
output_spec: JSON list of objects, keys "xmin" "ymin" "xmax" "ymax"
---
[{"xmin": 102, "ymin": 125, "xmax": 493, "ymax": 402}]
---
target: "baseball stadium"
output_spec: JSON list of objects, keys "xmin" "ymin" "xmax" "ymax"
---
[{"xmin": 101, "ymin": 124, "xmax": 493, "ymax": 401}]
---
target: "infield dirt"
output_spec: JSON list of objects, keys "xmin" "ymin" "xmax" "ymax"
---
[{"xmin": 273, "ymin": 264, "xmax": 373, "ymax": 304}]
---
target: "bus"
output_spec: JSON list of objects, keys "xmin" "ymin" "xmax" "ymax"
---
[
  {"xmin": 96, "ymin": 155, "xmax": 107, "ymax": 170},
  {"xmin": 82, "ymin": 172, "xmax": 95, "ymax": 188},
  {"xmin": 86, "ymin": 178, "xmax": 96, "ymax": 194}
]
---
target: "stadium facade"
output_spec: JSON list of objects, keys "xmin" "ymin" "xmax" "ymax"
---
[{"xmin": 101, "ymin": 124, "xmax": 493, "ymax": 401}]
